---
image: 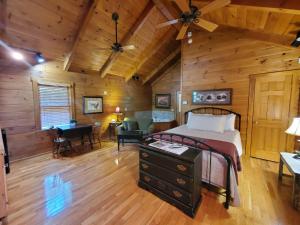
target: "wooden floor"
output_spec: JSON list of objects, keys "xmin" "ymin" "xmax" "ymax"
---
[{"xmin": 4, "ymin": 142, "xmax": 300, "ymax": 225}]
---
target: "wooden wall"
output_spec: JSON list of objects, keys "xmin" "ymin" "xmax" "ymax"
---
[
  {"xmin": 180, "ymin": 29, "xmax": 300, "ymax": 150},
  {"xmin": 151, "ymin": 60, "xmax": 181, "ymax": 123},
  {"xmin": 0, "ymin": 61, "xmax": 152, "ymax": 161}
]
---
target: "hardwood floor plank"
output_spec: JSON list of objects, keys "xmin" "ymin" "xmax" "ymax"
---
[{"xmin": 4, "ymin": 143, "xmax": 300, "ymax": 225}]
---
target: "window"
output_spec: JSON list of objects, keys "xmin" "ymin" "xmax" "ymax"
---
[{"xmin": 38, "ymin": 84, "xmax": 72, "ymax": 129}]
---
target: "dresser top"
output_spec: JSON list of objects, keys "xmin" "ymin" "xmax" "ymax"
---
[{"xmin": 140, "ymin": 139, "xmax": 201, "ymax": 163}]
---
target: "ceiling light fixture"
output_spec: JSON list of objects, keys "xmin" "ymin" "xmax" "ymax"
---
[
  {"xmin": 291, "ymin": 31, "xmax": 300, "ymax": 47},
  {"xmin": 11, "ymin": 51, "xmax": 24, "ymax": 60},
  {"xmin": 35, "ymin": 52, "xmax": 45, "ymax": 63}
]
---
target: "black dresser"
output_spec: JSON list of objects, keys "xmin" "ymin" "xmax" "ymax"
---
[{"xmin": 138, "ymin": 139, "xmax": 202, "ymax": 217}]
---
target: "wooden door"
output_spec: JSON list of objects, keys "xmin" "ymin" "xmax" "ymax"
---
[{"xmin": 250, "ymin": 72, "xmax": 293, "ymax": 162}]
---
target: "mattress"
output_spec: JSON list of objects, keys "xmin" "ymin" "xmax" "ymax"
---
[{"xmin": 166, "ymin": 125, "xmax": 243, "ymax": 156}]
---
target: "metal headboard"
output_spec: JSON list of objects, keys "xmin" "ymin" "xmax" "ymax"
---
[{"xmin": 184, "ymin": 107, "xmax": 241, "ymax": 131}]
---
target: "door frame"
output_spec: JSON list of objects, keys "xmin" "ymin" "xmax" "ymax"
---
[{"xmin": 246, "ymin": 70, "xmax": 300, "ymax": 157}]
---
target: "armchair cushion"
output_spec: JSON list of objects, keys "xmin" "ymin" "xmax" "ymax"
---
[{"xmin": 123, "ymin": 120, "xmax": 138, "ymax": 131}]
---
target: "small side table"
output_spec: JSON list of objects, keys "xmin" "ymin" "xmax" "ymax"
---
[
  {"xmin": 109, "ymin": 122, "xmax": 122, "ymax": 140},
  {"xmin": 278, "ymin": 152, "xmax": 300, "ymax": 211}
]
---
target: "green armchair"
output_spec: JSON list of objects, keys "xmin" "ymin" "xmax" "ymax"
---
[{"xmin": 116, "ymin": 117, "xmax": 154, "ymax": 136}]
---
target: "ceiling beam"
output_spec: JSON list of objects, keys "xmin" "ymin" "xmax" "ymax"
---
[
  {"xmin": 63, "ymin": 0, "xmax": 100, "ymax": 71},
  {"xmin": 125, "ymin": 27, "xmax": 177, "ymax": 82},
  {"xmin": 143, "ymin": 46, "xmax": 181, "ymax": 84},
  {"xmin": 99, "ymin": 1, "xmax": 155, "ymax": 78},
  {"xmin": 0, "ymin": 0, "xmax": 7, "ymax": 35},
  {"xmin": 195, "ymin": 0, "xmax": 300, "ymax": 15},
  {"xmin": 152, "ymin": 0, "xmax": 181, "ymax": 31}
]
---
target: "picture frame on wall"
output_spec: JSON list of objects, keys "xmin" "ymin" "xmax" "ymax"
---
[
  {"xmin": 83, "ymin": 96, "xmax": 103, "ymax": 114},
  {"xmin": 155, "ymin": 94, "xmax": 171, "ymax": 109},
  {"xmin": 192, "ymin": 89, "xmax": 232, "ymax": 105}
]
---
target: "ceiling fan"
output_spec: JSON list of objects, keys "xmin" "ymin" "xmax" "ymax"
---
[
  {"xmin": 157, "ymin": 0, "xmax": 231, "ymax": 40},
  {"xmin": 96, "ymin": 12, "xmax": 135, "ymax": 52}
]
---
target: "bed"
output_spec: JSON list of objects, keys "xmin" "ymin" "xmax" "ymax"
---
[{"xmin": 148, "ymin": 107, "xmax": 242, "ymax": 208}]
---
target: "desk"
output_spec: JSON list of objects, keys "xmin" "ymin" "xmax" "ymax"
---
[
  {"xmin": 57, "ymin": 124, "xmax": 93, "ymax": 150},
  {"xmin": 278, "ymin": 152, "xmax": 300, "ymax": 210}
]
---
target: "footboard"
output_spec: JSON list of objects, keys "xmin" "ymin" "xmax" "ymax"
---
[{"xmin": 144, "ymin": 132, "xmax": 232, "ymax": 209}]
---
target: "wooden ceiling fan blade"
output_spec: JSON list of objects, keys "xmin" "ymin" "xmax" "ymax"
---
[
  {"xmin": 200, "ymin": 0, "xmax": 231, "ymax": 15},
  {"xmin": 122, "ymin": 45, "xmax": 136, "ymax": 50},
  {"xmin": 174, "ymin": 0, "xmax": 190, "ymax": 12},
  {"xmin": 176, "ymin": 24, "xmax": 189, "ymax": 40},
  {"xmin": 195, "ymin": 18, "xmax": 218, "ymax": 32},
  {"xmin": 157, "ymin": 19, "xmax": 179, "ymax": 28}
]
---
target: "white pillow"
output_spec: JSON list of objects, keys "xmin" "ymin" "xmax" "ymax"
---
[
  {"xmin": 224, "ymin": 114, "xmax": 236, "ymax": 131},
  {"xmin": 187, "ymin": 113, "xmax": 226, "ymax": 133}
]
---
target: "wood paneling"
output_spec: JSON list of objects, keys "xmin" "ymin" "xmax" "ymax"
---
[
  {"xmin": 5, "ymin": 146, "xmax": 300, "ymax": 225},
  {"xmin": 152, "ymin": 60, "xmax": 181, "ymax": 123},
  {"xmin": 0, "ymin": 61, "xmax": 152, "ymax": 161},
  {"xmin": 177, "ymin": 29, "xmax": 300, "ymax": 152}
]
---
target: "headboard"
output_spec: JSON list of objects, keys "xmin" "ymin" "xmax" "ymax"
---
[{"xmin": 184, "ymin": 107, "xmax": 241, "ymax": 131}]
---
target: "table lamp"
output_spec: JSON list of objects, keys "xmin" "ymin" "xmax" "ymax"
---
[{"xmin": 285, "ymin": 117, "xmax": 300, "ymax": 159}]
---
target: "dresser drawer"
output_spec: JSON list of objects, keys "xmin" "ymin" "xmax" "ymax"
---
[
  {"xmin": 140, "ymin": 149, "xmax": 193, "ymax": 177},
  {"xmin": 140, "ymin": 160, "xmax": 193, "ymax": 192},
  {"xmin": 140, "ymin": 172, "xmax": 192, "ymax": 206}
]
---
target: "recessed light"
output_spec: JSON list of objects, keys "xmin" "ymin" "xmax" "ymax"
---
[
  {"xmin": 35, "ymin": 52, "xmax": 45, "ymax": 63},
  {"xmin": 11, "ymin": 51, "xmax": 24, "ymax": 60}
]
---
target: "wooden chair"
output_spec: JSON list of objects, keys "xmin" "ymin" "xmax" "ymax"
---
[
  {"xmin": 92, "ymin": 125, "xmax": 102, "ymax": 148},
  {"xmin": 49, "ymin": 129, "xmax": 72, "ymax": 158}
]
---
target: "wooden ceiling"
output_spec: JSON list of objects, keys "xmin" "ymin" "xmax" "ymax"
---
[{"xmin": 0, "ymin": 0, "xmax": 300, "ymax": 83}]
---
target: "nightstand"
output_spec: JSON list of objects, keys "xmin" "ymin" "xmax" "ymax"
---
[{"xmin": 278, "ymin": 152, "xmax": 300, "ymax": 211}]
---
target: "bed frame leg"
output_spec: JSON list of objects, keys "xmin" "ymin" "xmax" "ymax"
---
[{"xmin": 224, "ymin": 157, "xmax": 231, "ymax": 209}]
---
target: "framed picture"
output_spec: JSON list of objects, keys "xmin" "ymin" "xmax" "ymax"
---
[
  {"xmin": 83, "ymin": 96, "xmax": 103, "ymax": 114},
  {"xmin": 192, "ymin": 89, "xmax": 232, "ymax": 105},
  {"xmin": 155, "ymin": 94, "xmax": 171, "ymax": 109}
]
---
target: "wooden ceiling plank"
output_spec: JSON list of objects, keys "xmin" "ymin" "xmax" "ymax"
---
[
  {"xmin": 219, "ymin": 26, "xmax": 295, "ymax": 49},
  {"xmin": 125, "ymin": 28, "xmax": 177, "ymax": 82},
  {"xmin": 152, "ymin": 0, "xmax": 181, "ymax": 31},
  {"xmin": 63, "ymin": 0, "xmax": 101, "ymax": 71},
  {"xmin": 143, "ymin": 46, "xmax": 181, "ymax": 84},
  {"xmin": 99, "ymin": 1, "xmax": 155, "ymax": 78},
  {"xmin": 0, "ymin": 0, "xmax": 7, "ymax": 35},
  {"xmin": 196, "ymin": 0, "xmax": 300, "ymax": 15}
]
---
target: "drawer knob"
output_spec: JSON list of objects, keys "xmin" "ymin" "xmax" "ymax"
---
[
  {"xmin": 142, "ymin": 152, "xmax": 149, "ymax": 158},
  {"xmin": 141, "ymin": 163, "xmax": 149, "ymax": 169},
  {"xmin": 173, "ymin": 190, "xmax": 182, "ymax": 198},
  {"xmin": 144, "ymin": 176, "xmax": 151, "ymax": 182},
  {"xmin": 176, "ymin": 164, "xmax": 187, "ymax": 172},
  {"xmin": 176, "ymin": 178, "xmax": 186, "ymax": 185}
]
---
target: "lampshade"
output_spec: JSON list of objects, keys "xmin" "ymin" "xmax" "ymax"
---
[
  {"xmin": 115, "ymin": 106, "xmax": 120, "ymax": 113},
  {"xmin": 286, "ymin": 118, "xmax": 300, "ymax": 136}
]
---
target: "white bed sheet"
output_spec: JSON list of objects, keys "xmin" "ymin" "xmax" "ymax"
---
[{"xmin": 164, "ymin": 125, "xmax": 242, "ymax": 206}]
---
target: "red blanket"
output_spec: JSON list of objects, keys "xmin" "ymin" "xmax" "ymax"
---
[{"xmin": 152, "ymin": 133, "xmax": 242, "ymax": 179}]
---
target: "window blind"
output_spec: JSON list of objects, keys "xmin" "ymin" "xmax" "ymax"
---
[{"xmin": 38, "ymin": 85, "xmax": 71, "ymax": 129}]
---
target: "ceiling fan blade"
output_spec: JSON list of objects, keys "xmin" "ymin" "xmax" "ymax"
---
[
  {"xmin": 122, "ymin": 45, "xmax": 136, "ymax": 50},
  {"xmin": 157, "ymin": 19, "xmax": 179, "ymax": 28},
  {"xmin": 194, "ymin": 18, "xmax": 218, "ymax": 32},
  {"xmin": 200, "ymin": 0, "xmax": 231, "ymax": 15},
  {"xmin": 176, "ymin": 24, "xmax": 189, "ymax": 40},
  {"xmin": 174, "ymin": 0, "xmax": 190, "ymax": 12}
]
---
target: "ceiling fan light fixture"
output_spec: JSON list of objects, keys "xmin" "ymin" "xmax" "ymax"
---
[{"xmin": 291, "ymin": 32, "xmax": 300, "ymax": 47}]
